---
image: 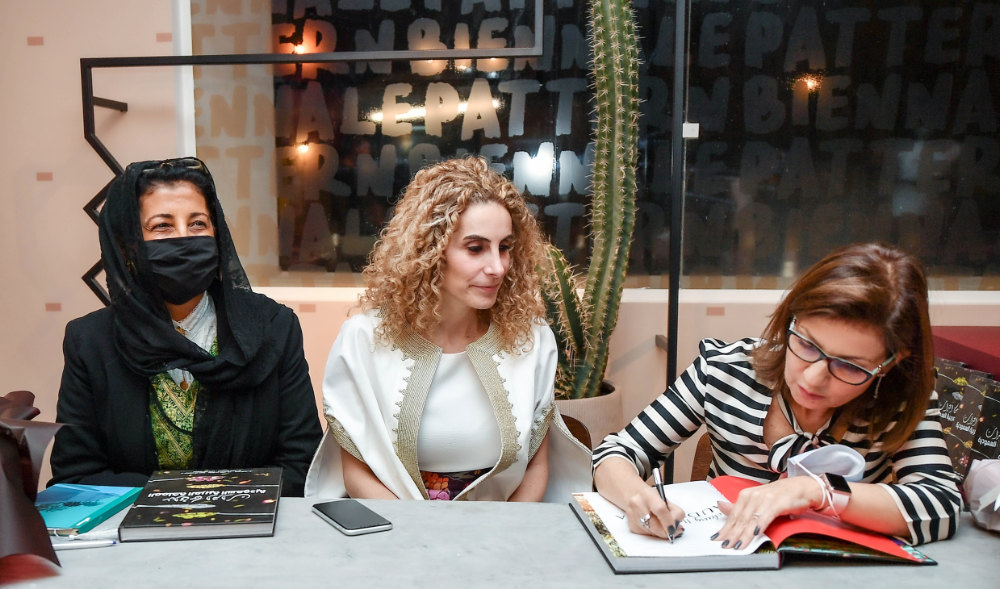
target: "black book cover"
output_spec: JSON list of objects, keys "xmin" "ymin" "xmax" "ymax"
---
[
  {"xmin": 946, "ymin": 370, "xmax": 993, "ymax": 478},
  {"xmin": 118, "ymin": 467, "xmax": 282, "ymax": 542},
  {"xmin": 971, "ymin": 378, "xmax": 1000, "ymax": 464}
]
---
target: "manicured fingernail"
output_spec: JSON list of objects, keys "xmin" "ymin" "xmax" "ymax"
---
[
  {"xmin": 733, "ymin": 540, "xmax": 742, "ymax": 549},
  {"xmin": 710, "ymin": 533, "xmax": 719, "ymax": 540},
  {"xmin": 753, "ymin": 526, "xmax": 761, "ymax": 536},
  {"xmin": 721, "ymin": 540, "xmax": 729, "ymax": 548},
  {"xmin": 668, "ymin": 525, "xmax": 676, "ymax": 536}
]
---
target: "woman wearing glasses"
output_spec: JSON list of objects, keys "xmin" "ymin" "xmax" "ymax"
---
[
  {"xmin": 50, "ymin": 158, "xmax": 322, "ymax": 495},
  {"xmin": 593, "ymin": 243, "xmax": 961, "ymax": 546}
]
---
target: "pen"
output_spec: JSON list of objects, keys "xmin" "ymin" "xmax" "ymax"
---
[
  {"xmin": 53, "ymin": 528, "xmax": 120, "ymax": 541},
  {"xmin": 652, "ymin": 467, "xmax": 673, "ymax": 543},
  {"xmin": 53, "ymin": 539, "xmax": 117, "ymax": 551}
]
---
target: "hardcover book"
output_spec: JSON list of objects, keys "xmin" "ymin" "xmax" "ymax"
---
[
  {"xmin": 945, "ymin": 370, "xmax": 993, "ymax": 477},
  {"xmin": 972, "ymin": 378, "xmax": 1000, "ymax": 462},
  {"xmin": 936, "ymin": 358, "xmax": 987, "ymax": 477},
  {"xmin": 118, "ymin": 467, "xmax": 282, "ymax": 542},
  {"xmin": 936, "ymin": 357, "xmax": 970, "ymax": 434},
  {"xmin": 571, "ymin": 475, "xmax": 934, "ymax": 574},
  {"xmin": 35, "ymin": 484, "xmax": 142, "ymax": 536}
]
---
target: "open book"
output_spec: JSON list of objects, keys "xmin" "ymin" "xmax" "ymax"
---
[{"xmin": 571, "ymin": 475, "xmax": 935, "ymax": 573}]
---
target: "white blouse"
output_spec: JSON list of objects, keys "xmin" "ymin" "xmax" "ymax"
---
[
  {"xmin": 166, "ymin": 293, "xmax": 216, "ymax": 387},
  {"xmin": 417, "ymin": 351, "xmax": 502, "ymax": 472}
]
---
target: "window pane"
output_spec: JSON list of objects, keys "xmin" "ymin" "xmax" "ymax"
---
[
  {"xmin": 190, "ymin": 1, "xmax": 999, "ymax": 290},
  {"xmin": 679, "ymin": 0, "xmax": 1000, "ymax": 289}
]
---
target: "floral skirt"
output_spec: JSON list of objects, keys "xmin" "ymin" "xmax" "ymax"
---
[{"xmin": 420, "ymin": 468, "xmax": 487, "ymax": 500}]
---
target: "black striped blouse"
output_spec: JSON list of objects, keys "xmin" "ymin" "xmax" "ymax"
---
[{"xmin": 593, "ymin": 338, "xmax": 963, "ymax": 544}]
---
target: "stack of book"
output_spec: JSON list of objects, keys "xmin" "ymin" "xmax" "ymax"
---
[{"xmin": 935, "ymin": 358, "xmax": 1000, "ymax": 479}]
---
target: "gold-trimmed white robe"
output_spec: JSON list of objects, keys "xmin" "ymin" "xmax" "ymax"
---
[{"xmin": 304, "ymin": 311, "xmax": 591, "ymax": 501}]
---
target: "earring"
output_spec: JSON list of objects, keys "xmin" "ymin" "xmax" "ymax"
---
[{"xmin": 871, "ymin": 375, "xmax": 884, "ymax": 403}]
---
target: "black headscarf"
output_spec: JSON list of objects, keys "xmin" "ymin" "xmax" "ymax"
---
[{"xmin": 99, "ymin": 157, "xmax": 282, "ymax": 390}]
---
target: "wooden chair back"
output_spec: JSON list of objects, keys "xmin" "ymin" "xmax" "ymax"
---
[
  {"xmin": 561, "ymin": 414, "xmax": 592, "ymax": 449},
  {"xmin": 689, "ymin": 431, "xmax": 713, "ymax": 482}
]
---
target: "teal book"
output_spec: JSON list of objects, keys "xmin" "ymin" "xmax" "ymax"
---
[{"xmin": 35, "ymin": 484, "xmax": 142, "ymax": 535}]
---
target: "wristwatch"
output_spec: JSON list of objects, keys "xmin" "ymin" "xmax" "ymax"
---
[{"xmin": 820, "ymin": 473, "xmax": 852, "ymax": 516}]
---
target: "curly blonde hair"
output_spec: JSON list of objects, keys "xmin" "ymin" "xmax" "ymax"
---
[{"xmin": 359, "ymin": 156, "xmax": 547, "ymax": 353}]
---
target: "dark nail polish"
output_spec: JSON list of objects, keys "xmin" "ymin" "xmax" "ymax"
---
[
  {"xmin": 721, "ymin": 540, "xmax": 729, "ymax": 548},
  {"xmin": 668, "ymin": 525, "xmax": 676, "ymax": 536},
  {"xmin": 710, "ymin": 533, "xmax": 719, "ymax": 540},
  {"xmin": 733, "ymin": 540, "xmax": 742, "ymax": 550},
  {"xmin": 753, "ymin": 526, "xmax": 761, "ymax": 536}
]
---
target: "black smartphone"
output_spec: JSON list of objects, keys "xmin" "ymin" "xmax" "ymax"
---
[{"xmin": 312, "ymin": 500, "xmax": 393, "ymax": 536}]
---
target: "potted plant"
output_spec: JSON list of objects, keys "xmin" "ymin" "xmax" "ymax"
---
[{"xmin": 544, "ymin": 0, "xmax": 640, "ymax": 435}]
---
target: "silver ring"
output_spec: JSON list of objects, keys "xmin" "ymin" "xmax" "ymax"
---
[{"xmin": 639, "ymin": 514, "xmax": 651, "ymax": 529}]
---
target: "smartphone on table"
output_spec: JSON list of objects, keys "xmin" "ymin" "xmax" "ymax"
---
[{"xmin": 312, "ymin": 499, "xmax": 393, "ymax": 536}]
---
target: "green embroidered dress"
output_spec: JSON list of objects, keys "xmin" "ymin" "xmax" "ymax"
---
[{"xmin": 149, "ymin": 339, "xmax": 218, "ymax": 468}]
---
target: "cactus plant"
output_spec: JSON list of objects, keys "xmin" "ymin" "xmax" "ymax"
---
[{"xmin": 543, "ymin": 0, "xmax": 640, "ymax": 399}]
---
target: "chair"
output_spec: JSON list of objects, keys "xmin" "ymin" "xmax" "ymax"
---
[
  {"xmin": 0, "ymin": 390, "xmax": 39, "ymax": 420},
  {"xmin": 689, "ymin": 431, "xmax": 713, "ymax": 482},
  {"xmin": 561, "ymin": 414, "xmax": 591, "ymax": 449}
]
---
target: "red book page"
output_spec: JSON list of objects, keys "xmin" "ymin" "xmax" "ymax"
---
[{"xmin": 709, "ymin": 475, "xmax": 920, "ymax": 563}]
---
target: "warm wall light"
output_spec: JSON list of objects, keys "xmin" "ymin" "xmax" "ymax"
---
[
  {"xmin": 798, "ymin": 73, "xmax": 822, "ymax": 92},
  {"xmin": 297, "ymin": 143, "xmax": 310, "ymax": 153},
  {"xmin": 293, "ymin": 44, "xmax": 306, "ymax": 54}
]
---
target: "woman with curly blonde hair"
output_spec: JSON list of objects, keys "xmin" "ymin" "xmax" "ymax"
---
[
  {"xmin": 360, "ymin": 156, "xmax": 547, "ymax": 353},
  {"xmin": 305, "ymin": 157, "xmax": 591, "ymax": 502}
]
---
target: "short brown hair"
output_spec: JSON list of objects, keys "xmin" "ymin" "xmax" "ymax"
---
[{"xmin": 752, "ymin": 242, "xmax": 934, "ymax": 452}]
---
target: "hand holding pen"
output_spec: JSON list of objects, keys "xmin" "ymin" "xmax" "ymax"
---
[
  {"xmin": 633, "ymin": 466, "xmax": 686, "ymax": 541},
  {"xmin": 652, "ymin": 468, "xmax": 679, "ymax": 542}
]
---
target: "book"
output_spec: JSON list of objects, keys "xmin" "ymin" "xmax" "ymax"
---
[
  {"xmin": 35, "ymin": 484, "xmax": 142, "ymax": 536},
  {"xmin": 935, "ymin": 357, "xmax": 969, "ymax": 433},
  {"xmin": 971, "ymin": 378, "xmax": 1000, "ymax": 462},
  {"xmin": 117, "ymin": 467, "xmax": 282, "ymax": 542},
  {"xmin": 571, "ymin": 475, "xmax": 935, "ymax": 574},
  {"xmin": 944, "ymin": 369, "xmax": 993, "ymax": 477},
  {"xmin": 935, "ymin": 357, "xmax": 1000, "ymax": 478}
]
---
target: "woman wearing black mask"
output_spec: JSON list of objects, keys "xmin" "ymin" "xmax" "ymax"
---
[{"xmin": 50, "ymin": 157, "xmax": 322, "ymax": 496}]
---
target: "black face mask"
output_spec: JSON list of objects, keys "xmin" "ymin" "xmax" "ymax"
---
[{"xmin": 144, "ymin": 236, "xmax": 219, "ymax": 305}]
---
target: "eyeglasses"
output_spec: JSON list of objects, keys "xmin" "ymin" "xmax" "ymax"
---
[
  {"xmin": 786, "ymin": 318, "xmax": 895, "ymax": 385},
  {"xmin": 141, "ymin": 157, "xmax": 206, "ymax": 174}
]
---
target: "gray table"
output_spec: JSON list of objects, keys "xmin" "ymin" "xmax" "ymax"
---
[{"xmin": 18, "ymin": 499, "xmax": 1000, "ymax": 588}]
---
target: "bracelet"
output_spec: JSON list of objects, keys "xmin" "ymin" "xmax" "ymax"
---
[{"xmin": 805, "ymin": 470, "xmax": 841, "ymax": 519}]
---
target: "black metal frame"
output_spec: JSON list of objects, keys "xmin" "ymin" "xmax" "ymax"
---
[
  {"xmin": 667, "ymin": 0, "xmax": 689, "ymax": 386},
  {"xmin": 660, "ymin": 0, "xmax": 690, "ymax": 483}
]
